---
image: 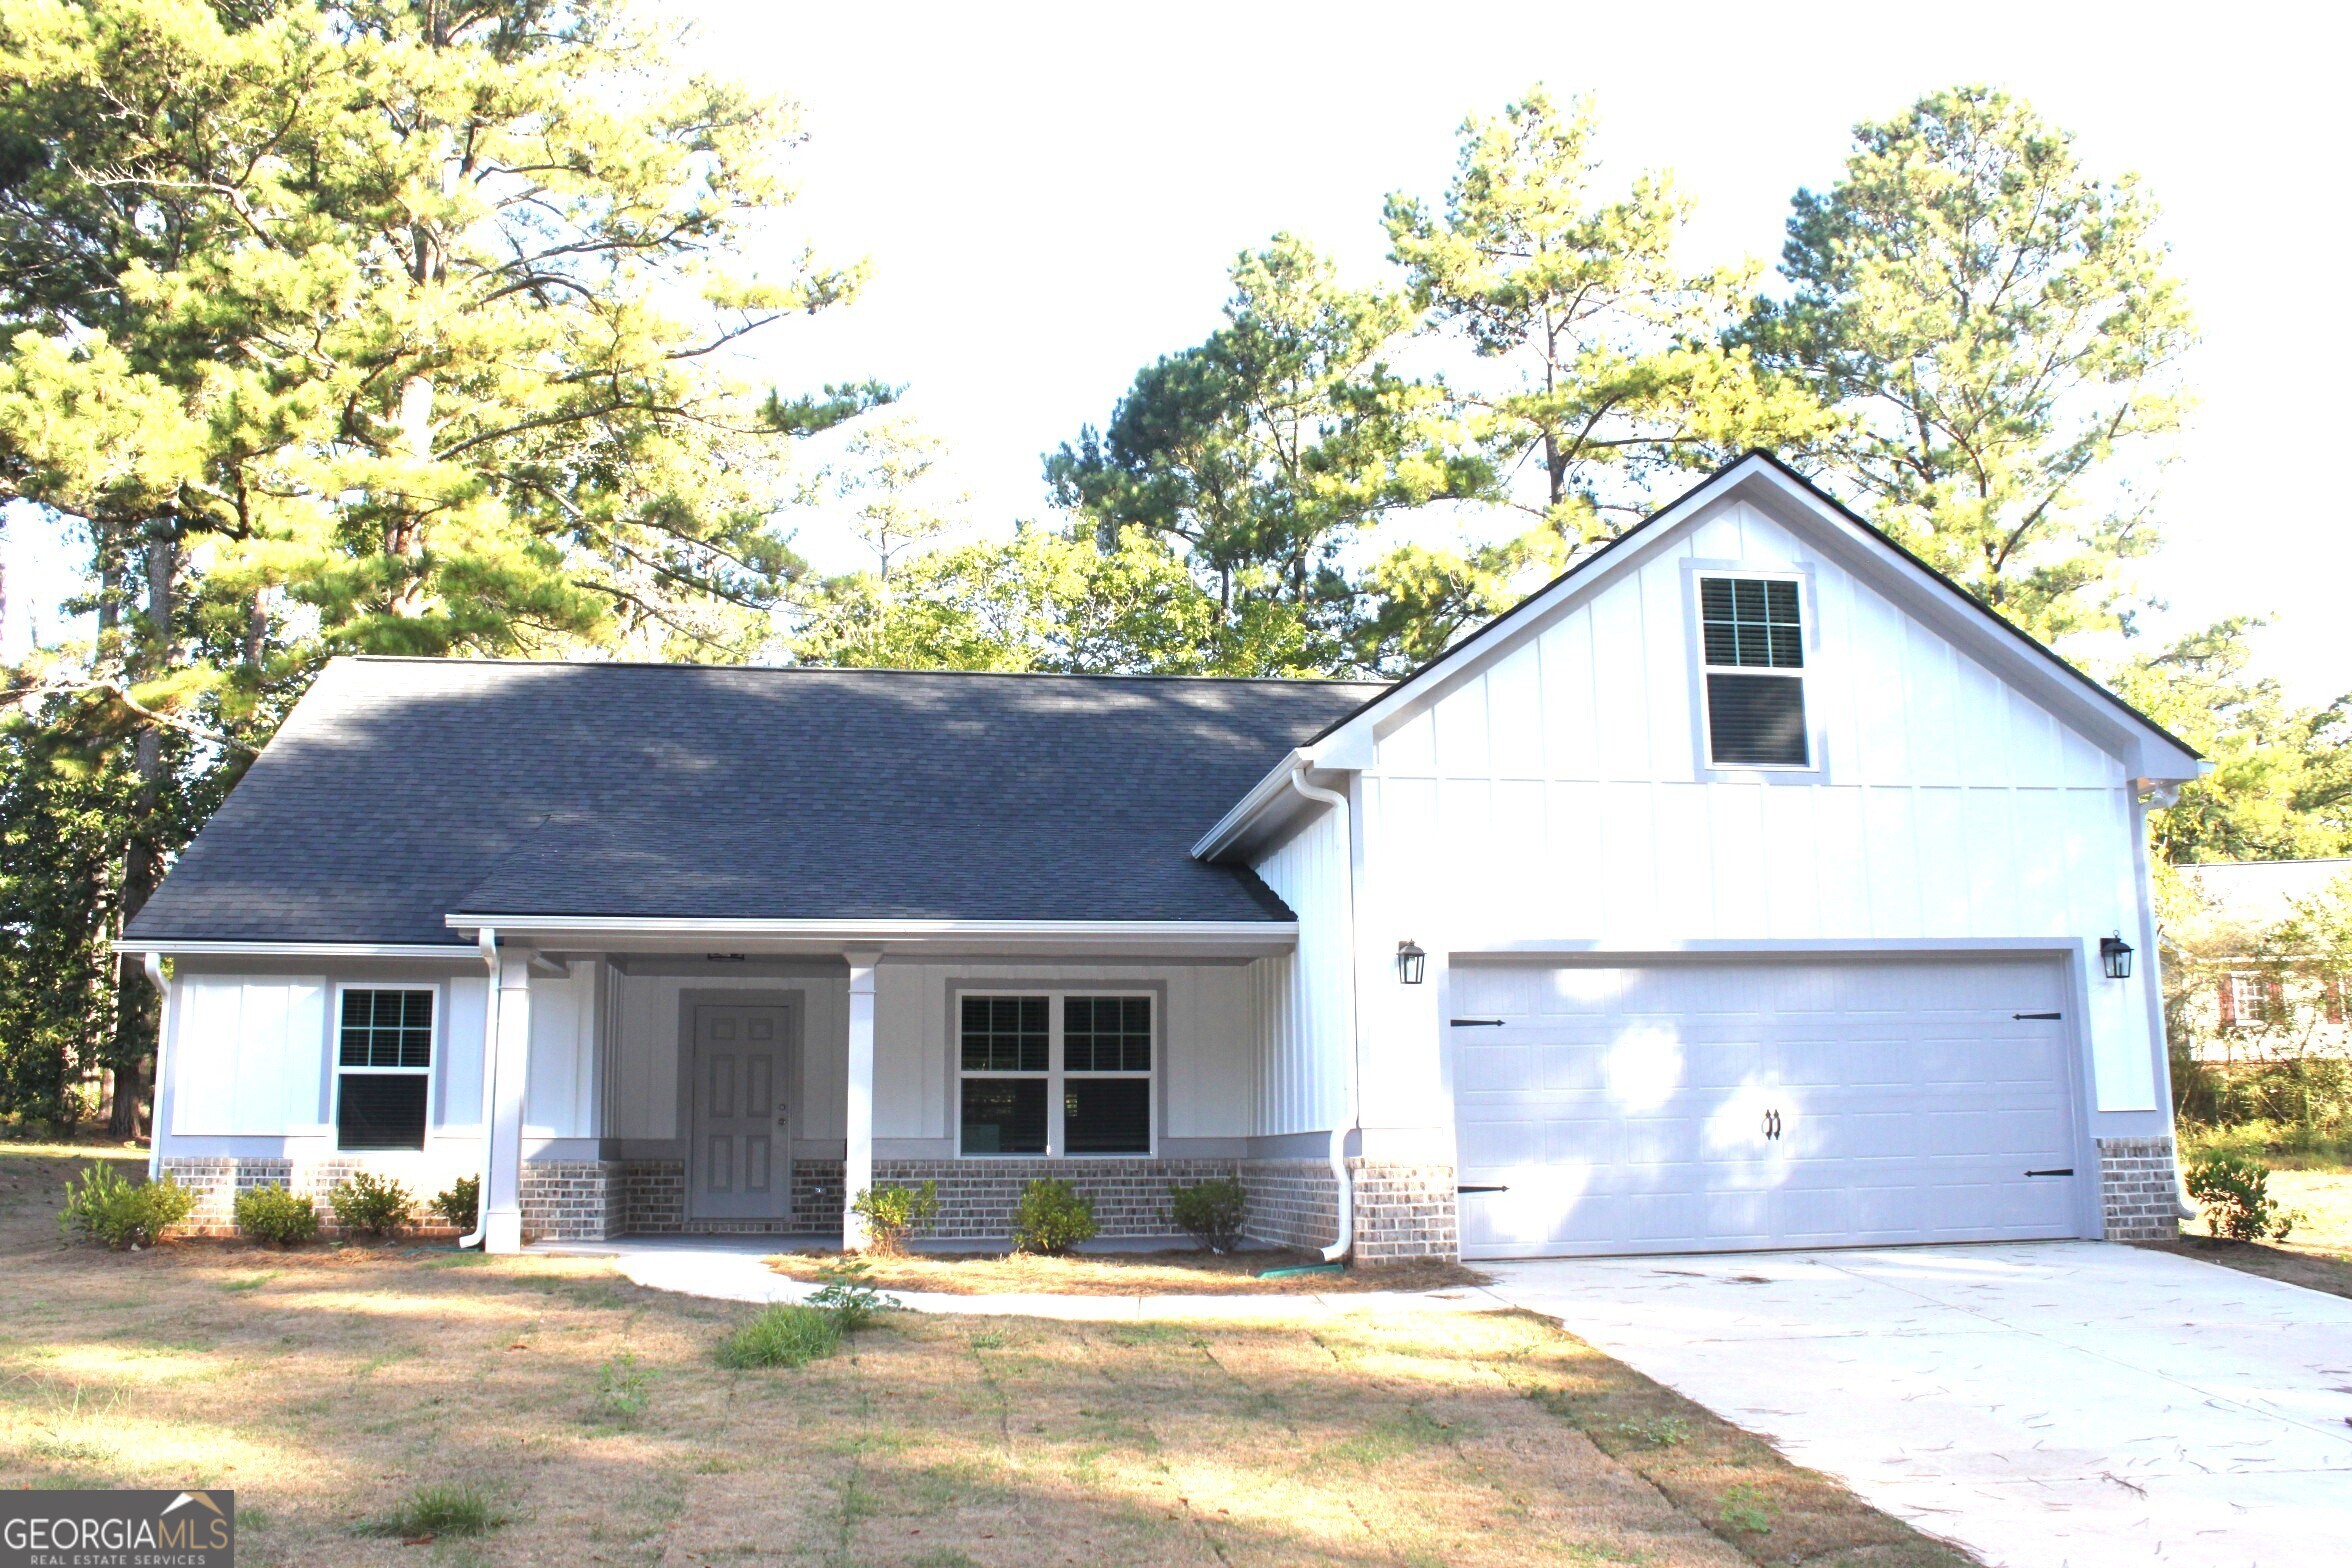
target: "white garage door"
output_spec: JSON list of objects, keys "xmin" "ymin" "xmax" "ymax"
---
[{"xmin": 1451, "ymin": 955, "xmax": 2083, "ymax": 1259}]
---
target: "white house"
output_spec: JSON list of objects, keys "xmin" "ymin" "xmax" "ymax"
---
[
  {"xmin": 2170, "ymin": 858, "xmax": 2352, "ymax": 1062},
  {"xmin": 122, "ymin": 453, "xmax": 2206, "ymax": 1260}
]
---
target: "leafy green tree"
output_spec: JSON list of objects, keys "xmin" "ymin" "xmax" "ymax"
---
[
  {"xmin": 794, "ymin": 524, "xmax": 1238, "ymax": 675},
  {"xmin": 1386, "ymin": 87, "xmax": 1824, "ymax": 543},
  {"xmin": 1047, "ymin": 235, "xmax": 1485, "ymax": 673},
  {"xmin": 823, "ymin": 417, "xmax": 969, "ymax": 585},
  {"xmin": 2108, "ymin": 619, "xmax": 2352, "ymax": 864},
  {"xmin": 1744, "ymin": 86, "xmax": 2194, "ymax": 643},
  {"xmin": 0, "ymin": 0, "xmax": 879, "ymax": 1128}
]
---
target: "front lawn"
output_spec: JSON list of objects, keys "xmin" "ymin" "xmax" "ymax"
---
[
  {"xmin": 0, "ymin": 1145, "xmax": 1974, "ymax": 1566},
  {"xmin": 767, "ymin": 1247, "xmax": 1486, "ymax": 1296}
]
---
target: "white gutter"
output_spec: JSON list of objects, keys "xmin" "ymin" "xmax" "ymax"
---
[
  {"xmin": 1290, "ymin": 766, "xmax": 1359, "ymax": 1264},
  {"xmin": 115, "ymin": 939, "xmax": 482, "ymax": 960},
  {"xmin": 457, "ymin": 927, "xmax": 498, "ymax": 1250},
  {"xmin": 442, "ymin": 915, "xmax": 1295, "ymax": 940},
  {"xmin": 1192, "ymin": 747, "xmax": 1308, "ymax": 860}
]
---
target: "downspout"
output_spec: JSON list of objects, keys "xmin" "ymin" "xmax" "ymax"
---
[
  {"xmin": 143, "ymin": 953, "xmax": 168, "ymax": 1181},
  {"xmin": 458, "ymin": 927, "xmax": 498, "ymax": 1250},
  {"xmin": 2131, "ymin": 784, "xmax": 2200, "ymax": 1222},
  {"xmin": 1290, "ymin": 766, "xmax": 1359, "ymax": 1264}
]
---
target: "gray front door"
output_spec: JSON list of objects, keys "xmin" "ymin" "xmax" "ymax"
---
[{"xmin": 689, "ymin": 1002, "xmax": 795, "ymax": 1221}]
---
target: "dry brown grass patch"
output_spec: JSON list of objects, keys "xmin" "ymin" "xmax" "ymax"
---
[{"xmin": 0, "ymin": 1143, "xmax": 1975, "ymax": 1566}]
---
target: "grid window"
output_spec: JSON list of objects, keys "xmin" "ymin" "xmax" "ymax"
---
[
  {"xmin": 340, "ymin": 988, "xmax": 434, "ymax": 1068},
  {"xmin": 1699, "ymin": 576, "xmax": 1810, "ymax": 768},
  {"xmin": 1065, "ymin": 995, "xmax": 1152, "ymax": 1072},
  {"xmin": 957, "ymin": 993, "xmax": 1153, "ymax": 1157},
  {"xmin": 335, "ymin": 987, "xmax": 433, "ymax": 1151},
  {"xmin": 1701, "ymin": 577, "xmax": 1805, "ymax": 669},
  {"xmin": 960, "ymin": 995, "xmax": 1049, "ymax": 1072}
]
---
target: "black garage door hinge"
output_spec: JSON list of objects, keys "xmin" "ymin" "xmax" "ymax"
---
[
  {"xmin": 1450, "ymin": 1017, "xmax": 1505, "ymax": 1027},
  {"xmin": 2012, "ymin": 1011, "xmax": 2063, "ymax": 1020}
]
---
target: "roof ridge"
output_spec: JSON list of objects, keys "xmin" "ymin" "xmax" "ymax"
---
[{"xmin": 339, "ymin": 655, "xmax": 1387, "ymax": 688}]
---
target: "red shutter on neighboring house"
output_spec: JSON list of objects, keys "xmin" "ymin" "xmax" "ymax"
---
[
  {"xmin": 2328, "ymin": 976, "xmax": 2344, "ymax": 1026},
  {"xmin": 2265, "ymin": 974, "xmax": 2285, "ymax": 1023},
  {"xmin": 2219, "ymin": 976, "xmax": 2237, "ymax": 1027}
]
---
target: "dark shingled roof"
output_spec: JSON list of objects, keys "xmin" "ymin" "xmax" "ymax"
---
[{"xmin": 125, "ymin": 658, "xmax": 1385, "ymax": 946}]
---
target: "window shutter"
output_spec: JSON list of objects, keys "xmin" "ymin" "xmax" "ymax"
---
[
  {"xmin": 2219, "ymin": 976, "xmax": 2236, "ymax": 1027},
  {"xmin": 2265, "ymin": 974, "xmax": 2285, "ymax": 1022},
  {"xmin": 2327, "ymin": 976, "xmax": 2344, "ymax": 1026}
]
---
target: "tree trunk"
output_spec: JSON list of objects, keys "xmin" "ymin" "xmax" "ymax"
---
[
  {"xmin": 243, "ymin": 585, "xmax": 268, "ymax": 670},
  {"xmin": 387, "ymin": 372, "xmax": 435, "ymax": 617},
  {"xmin": 107, "ymin": 529, "xmax": 176, "ymax": 1139}
]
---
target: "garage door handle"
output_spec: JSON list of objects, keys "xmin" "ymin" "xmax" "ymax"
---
[
  {"xmin": 2025, "ymin": 1168, "xmax": 2074, "ymax": 1177},
  {"xmin": 1450, "ymin": 1018, "xmax": 1505, "ymax": 1027},
  {"xmin": 1457, "ymin": 1184, "xmax": 1509, "ymax": 1194},
  {"xmin": 2013, "ymin": 1011, "xmax": 2062, "ymax": 1020}
]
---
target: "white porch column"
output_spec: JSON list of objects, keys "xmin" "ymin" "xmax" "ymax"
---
[
  {"xmin": 484, "ymin": 952, "xmax": 534, "ymax": 1253},
  {"xmin": 843, "ymin": 948, "xmax": 881, "ymax": 1251}
]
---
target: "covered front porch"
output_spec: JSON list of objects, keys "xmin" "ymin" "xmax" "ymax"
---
[{"xmin": 473, "ymin": 922, "xmax": 1337, "ymax": 1254}]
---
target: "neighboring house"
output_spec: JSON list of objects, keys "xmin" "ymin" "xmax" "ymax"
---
[
  {"xmin": 2169, "ymin": 859, "xmax": 2352, "ymax": 1062},
  {"xmin": 121, "ymin": 453, "xmax": 2207, "ymax": 1260}
]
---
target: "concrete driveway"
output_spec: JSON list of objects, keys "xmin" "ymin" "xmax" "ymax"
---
[{"xmin": 1482, "ymin": 1243, "xmax": 2352, "ymax": 1568}]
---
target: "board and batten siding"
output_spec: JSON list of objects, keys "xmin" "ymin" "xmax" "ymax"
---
[
  {"xmin": 522, "ymin": 960, "xmax": 599, "ymax": 1141},
  {"xmin": 1250, "ymin": 802, "xmax": 1351, "ymax": 1137},
  {"xmin": 159, "ymin": 964, "xmax": 491, "ymax": 1151},
  {"xmin": 1354, "ymin": 494, "xmax": 2159, "ymax": 1118},
  {"xmin": 168, "ymin": 976, "xmax": 328, "ymax": 1137}
]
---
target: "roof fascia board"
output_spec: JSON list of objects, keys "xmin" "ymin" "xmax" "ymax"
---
[
  {"xmin": 116, "ymin": 939, "xmax": 476, "ymax": 960},
  {"xmin": 1733, "ymin": 478, "xmax": 2204, "ymax": 782}
]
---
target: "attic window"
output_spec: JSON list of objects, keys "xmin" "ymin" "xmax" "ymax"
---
[{"xmin": 1699, "ymin": 576, "xmax": 1810, "ymax": 768}]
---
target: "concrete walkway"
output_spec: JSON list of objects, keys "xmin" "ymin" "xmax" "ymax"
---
[
  {"xmin": 1483, "ymin": 1243, "xmax": 2352, "ymax": 1568},
  {"xmin": 540, "ymin": 1235, "xmax": 1492, "ymax": 1320}
]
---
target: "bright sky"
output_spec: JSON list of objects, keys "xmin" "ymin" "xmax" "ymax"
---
[{"xmin": 6, "ymin": 0, "xmax": 2345, "ymax": 702}]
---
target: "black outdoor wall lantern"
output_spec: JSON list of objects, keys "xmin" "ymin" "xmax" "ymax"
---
[
  {"xmin": 1396, "ymin": 940, "xmax": 1427, "ymax": 985},
  {"xmin": 2100, "ymin": 935, "xmax": 2135, "ymax": 980}
]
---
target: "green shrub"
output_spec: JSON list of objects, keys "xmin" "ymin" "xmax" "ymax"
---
[
  {"xmin": 849, "ymin": 1179, "xmax": 938, "ymax": 1254},
  {"xmin": 430, "ymin": 1175, "xmax": 480, "ymax": 1231},
  {"xmin": 234, "ymin": 1183, "xmax": 318, "ymax": 1246},
  {"xmin": 364, "ymin": 1481, "xmax": 502, "ymax": 1538},
  {"xmin": 806, "ymin": 1257, "xmax": 899, "ymax": 1330},
  {"xmin": 2185, "ymin": 1153, "xmax": 2295, "ymax": 1241},
  {"xmin": 715, "ymin": 1303, "xmax": 841, "ymax": 1369},
  {"xmin": 56, "ymin": 1164, "xmax": 194, "ymax": 1249},
  {"xmin": 1170, "ymin": 1176, "xmax": 1247, "ymax": 1253},
  {"xmin": 327, "ymin": 1172, "xmax": 414, "ymax": 1239},
  {"xmin": 1011, "ymin": 1177, "xmax": 1097, "ymax": 1255}
]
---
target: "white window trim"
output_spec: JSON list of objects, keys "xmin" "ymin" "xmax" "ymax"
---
[
  {"xmin": 1691, "ymin": 566, "xmax": 1822, "ymax": 776},
  {"xmin": 953, "ymin": 989, "xmax": 1157, "ymax": 1159},
  {"xmin": 331, "ymin": 982, "xmax": 439, "ymax": 1152},
  {"xmin": 2226, "ymin": 971, "xmax": 2263, "ymax": 1027}
]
